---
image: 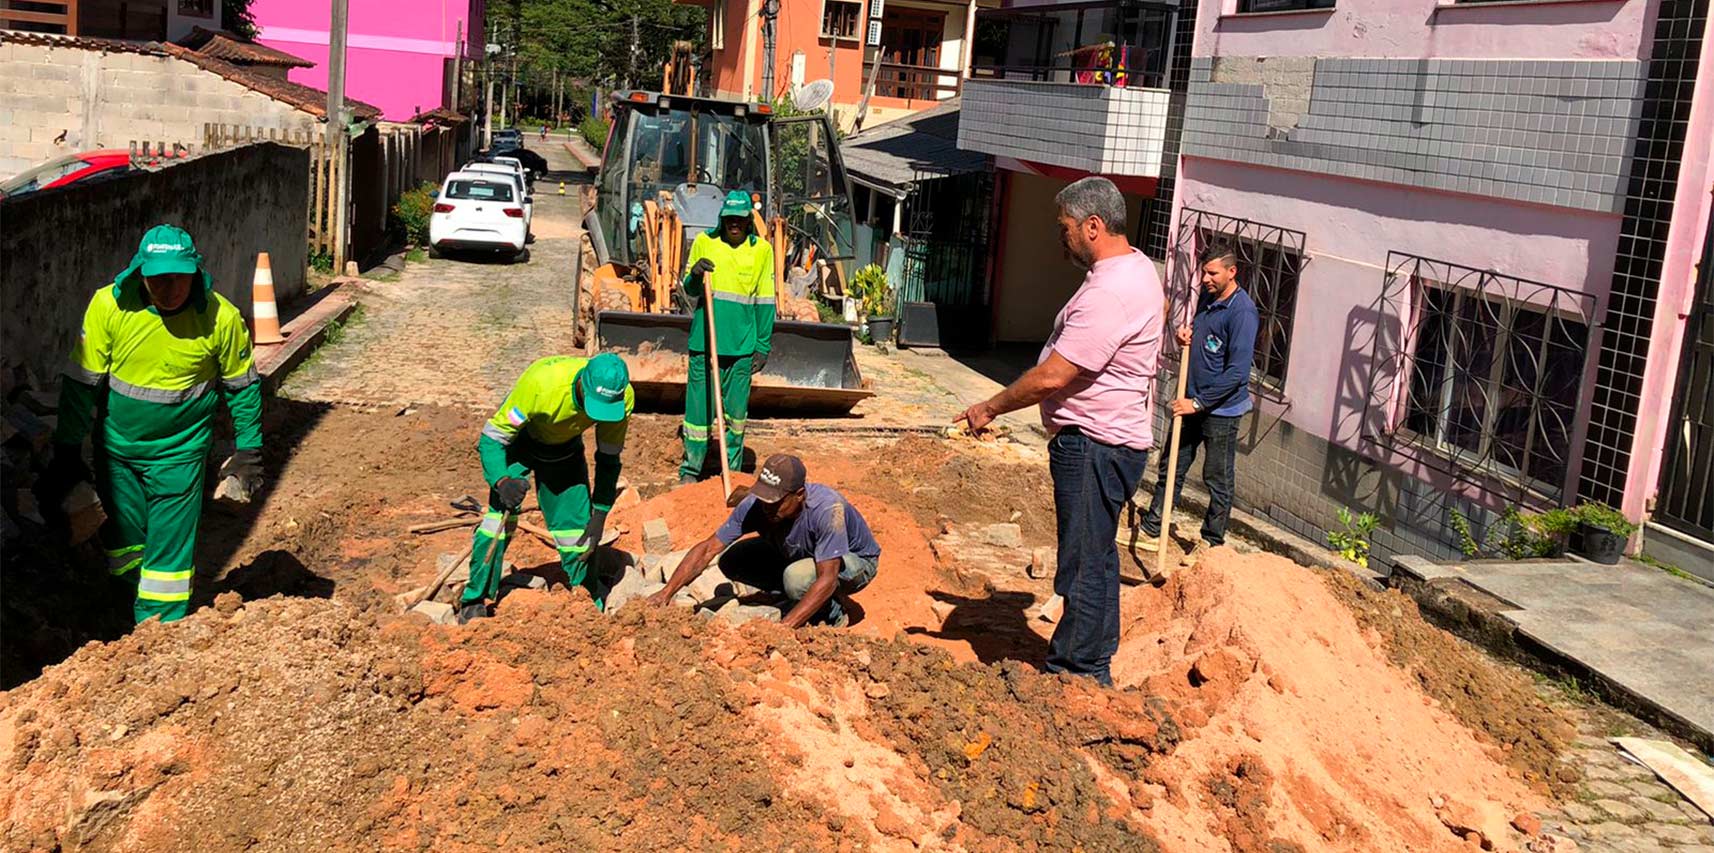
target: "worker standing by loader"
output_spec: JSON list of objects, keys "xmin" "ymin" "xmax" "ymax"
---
[
  {"xmin": 678, "ymin": 190, "xmax": 775, "ymax": 484},
  {"xmin": 463, "ymin": 353, "xmax": 633, "ymax": 623},
  {"xmin": 49, "ymin": 225, "xmax": 265, "ymax": 624}
]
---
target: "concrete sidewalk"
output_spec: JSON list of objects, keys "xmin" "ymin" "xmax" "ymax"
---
[{"xmin": 1394, "ymin": 554, "xmax": 1714, "ymax": 752}]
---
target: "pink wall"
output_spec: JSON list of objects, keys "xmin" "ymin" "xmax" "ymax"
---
[
  {"xmin": 1629, "ymin": 9, "xmax": 1714, "ymax": 522},
  {"xmin": 1195, "ymin": 0, "xmax": 1652, "ymax": 61},
  {"xmin": 1175, "ymin": 156, "xmax": 1623, "ymax": 457},
  {"xmin": 252, "ymin": 0, "xmax": 483, "ymax": 120}
]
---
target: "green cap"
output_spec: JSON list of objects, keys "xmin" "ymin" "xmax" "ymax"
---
[
  {"xmin": 719, "ymin": 190, "xmax": 752, "ymax": 220},
  {"xmin": 577, "ymin": 353, "xmax": 630, "ymax": 423},
  {"xmin": 134, "ymin": 224, "xmax": 203, "ymax": 278}
]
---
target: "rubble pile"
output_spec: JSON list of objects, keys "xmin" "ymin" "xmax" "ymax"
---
[
  {"xmin": 1, "ymin": 540, "xmax": 1571, "ymax": 851},
  {"xmin": 0, "ymin": 360, "xmax": 104, "ymax": 550}
]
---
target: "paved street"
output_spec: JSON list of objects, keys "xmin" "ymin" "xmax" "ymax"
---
[{"xmin": 280, "ymin": 138, "xmax": 587, "ymax": 411}]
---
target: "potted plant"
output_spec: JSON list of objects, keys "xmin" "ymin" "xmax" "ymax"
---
[
  {"xmin": 1568, "ymin": 502, "xmax": 1635, "ymax": 565},
  {"xmin": 852, "ymin": 264, "xmax": 895, "ymax": 345}
]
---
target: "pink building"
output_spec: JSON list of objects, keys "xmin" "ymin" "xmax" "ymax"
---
[
  {"xmin": 250, "ymin": 0, "xmax": 485, "ymax": 121},
  {"xmin": 957, "ymin": 0, "xmax": 1713, "ymax": 576}
]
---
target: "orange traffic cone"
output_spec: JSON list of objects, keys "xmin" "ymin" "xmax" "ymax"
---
[{"xmin": 251, "ymin": 252, "xmax": 285, "ymax": 344}]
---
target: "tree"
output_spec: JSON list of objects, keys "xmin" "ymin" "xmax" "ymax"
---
[{"xmin": 487, "ymin": 0, "xmax": 704, "ymax": 118}]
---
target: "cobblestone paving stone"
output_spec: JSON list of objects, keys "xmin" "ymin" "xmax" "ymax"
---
[
  {"xmin": 281, "ymin": 140, "xmax": 586, "ymax": 411},
  {"xmin": 1536, "ymin": 689, "xmax": 1714, "ymax": 851}
]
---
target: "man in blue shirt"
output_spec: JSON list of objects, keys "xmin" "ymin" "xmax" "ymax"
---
[
  {"xmin": 1135, "ymin": 241, "xmax": 1259, "ymax": 566},
  {"xmin": 644, "ymin": 454, "xmax": 880, "ymax": 627}
]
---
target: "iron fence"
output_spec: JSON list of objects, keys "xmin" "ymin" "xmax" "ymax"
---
[
  {"xmin": 1170, "ymin": 208, "xmax": 1305, "ymax": 393},
  {"xmin": 1363, "ymin": 252, "xmax": 1599, "ymax": 502}
]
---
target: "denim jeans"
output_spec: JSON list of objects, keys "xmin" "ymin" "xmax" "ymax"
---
[
  {"xmin": 718, "ymin": 538, "xmax": 877, "ymax": 625},
  {"xmin": 1046, "ymin": 428, "xmax": 1150, "ymax": 686},
  {"xmin": 1140, "ymin": 413, "xmax": 1240, "ymax": 547}
]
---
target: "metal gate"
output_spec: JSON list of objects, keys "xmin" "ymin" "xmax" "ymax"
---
[
  {"xmin": 1656, "ymin": 219, "xmax": 1714, "ymax": 539},
  {"xmin": 894, "ymin": 169, "xmax": 993, "ymax": 349}
]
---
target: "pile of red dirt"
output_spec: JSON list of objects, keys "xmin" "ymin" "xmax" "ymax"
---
[{"xmin": 1, "ymin": 545, "xmax": 1565, "ymax": 852}]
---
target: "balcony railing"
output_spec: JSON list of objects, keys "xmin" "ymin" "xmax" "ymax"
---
[
  {"xmin": 865, "ymin": 61, "xmax": 961, "ymax": 102},
  {"xmin": 968, "ymin": 0, "xmax": 1175, "ymax": 92},
  {"xmin": 1, "ymin": 0, "xmax": 77, "ymax": 33}
]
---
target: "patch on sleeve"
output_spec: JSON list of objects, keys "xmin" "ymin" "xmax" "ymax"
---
[{"xmin": 506, "ymin": 407, "xmax": 528, "ymax": 426}]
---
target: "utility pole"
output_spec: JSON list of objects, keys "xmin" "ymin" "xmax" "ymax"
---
[
  {"xmin": 626, "ymin": 16, "xmax": 639, "ymax": 90},
  {"xmin": 325, "ymin": 0, "xmax": 350, "ymax": 275},
  {"xmin": 483, "ymin": 20, "xmax": 495, "ymax": 148},
  {"xmin": 760, "ymin": 0, "xmax": 779, "ymax": 102},
  {"xmin": 452, "ymin": 20, "xmax": 463, "ymax": 112}
]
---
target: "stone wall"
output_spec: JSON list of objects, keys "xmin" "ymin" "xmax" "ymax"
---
[
  {"xmin": 0, "ymin": 144, "xmax": 309, "ymax": 385},
  {"xmin": 0, "ymin": 40, "xmax": 318, "ymax": 177}
]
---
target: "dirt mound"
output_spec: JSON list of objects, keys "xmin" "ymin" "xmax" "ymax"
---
[
  {"xmin": 2, "ymin": 589, "xmax": 1175, "ymax": 851},
  {"xmin": 1112, "ymin": 548, "xmax": 1550, "ymax": 851}
]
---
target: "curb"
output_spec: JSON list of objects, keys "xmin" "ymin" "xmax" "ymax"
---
[
  {"xmin": 255, "ymin": 279, "xmax": 360, "ymax": 394},
  {"xmin": 1390, "ymin": 555, "xmax": 1714, "ymax": 753},
  {"xmin": 562, "ymin": 139, "xmax": 601, "ymax": 172},
  {"xmin": 1151, "ymin": 478, "xmax": 1384, "ymax": 588}
]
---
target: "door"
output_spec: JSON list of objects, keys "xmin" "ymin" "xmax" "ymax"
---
[
  {"xmin": 878, "ymin": 8, "xmax": 946, "ymax": 99},
  {"xmin": 1656, "ymin": 218, "xmax": 1714, "ymax": 540},
  {"xmin": 769, "ymin": 114, "xmax": 856, "ymax": 261}
]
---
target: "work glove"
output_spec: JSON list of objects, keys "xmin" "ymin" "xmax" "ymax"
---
[
  {"xmin": 751, "ymin": 353, "xmax": 768, "ymax": 376},
  {"xmin": 36, "ymin": 443, "xmax": 93, "ymax": 527},
  {"xmin": 689, "ymin": 258, "xmax": 715, "ymax": 280},
  {"xmin": 576, "ymin": 509, "xmax": 609, "ymax": 555},
  {"xmin": 493, "ymin": 476, "xmax": 530, "ymax": 513},
  {"xmin": 215, "ymin": 448, "xmax": 264, "ymax": 503}
]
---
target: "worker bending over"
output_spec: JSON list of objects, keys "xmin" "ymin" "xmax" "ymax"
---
[
  {"xmin": 646, "ymin": 454, "xmax": 878, "ymax": 627},
  {"xmin": 679, "ymin": 189, "xmax": 775, "ymax": 484},
  {"xmin": 464, "ymin": 353, "xmax": 633, "ymax": 623},
  {"xmin": 50, "ymin": 225, "xmax": 264, "ymax": 624}
]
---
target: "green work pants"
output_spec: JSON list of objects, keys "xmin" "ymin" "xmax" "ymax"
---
[
  {"xmin": 680, "ymin": 352, "xmax": 752, "ymax": 480},
  {"xmin": 463, "ymin": 438, "xmax": 600, "ymax": 607},
  {"xmin": 99, "ymin": 451, "xmax": 205, "ymax": 624}
]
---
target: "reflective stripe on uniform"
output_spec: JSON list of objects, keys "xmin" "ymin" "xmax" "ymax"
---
[
  {"xmin": 65, "ymin": 362, "xmax": 106, "ymax": 385},
  {"xmin": 596, "ymin": 440, "xmax": 623, "ymax": 456},
  {"xmin": 137, "ymin": 568, "xmax": 193, "ymax": 601},
  {"xmin": 222, "ymin": 366, "xmax": 260, "ymax": 391},
  {"xmin": 710, "ymin": 291, "xmax": 775, "ymax": 306},
  {"xmin": 477, "ymin": 511, "xmax": 512, "ymax": 538},
  {"xmin": 682, "ymin": 423, "xmax": 709, "ymax": 440},
  {"xmin": 726, "ymin": 419, "xmax": 745, "ymax": 435},
  {"xmin": 481, "ymin": 422, "xmax": 515, "ymax": 445},
  {"xmin": 109, "ymin": 376, "xmax": 214, "ymax": 404},
  {"xmin": 550, "ymin": 528, "xmax": 586, "ymax": 553},
  {"xmin": 106, "ymin": 543, "xmax": 144, "ymax": 575}
]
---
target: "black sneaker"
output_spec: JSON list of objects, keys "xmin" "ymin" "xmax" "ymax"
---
[{"xmin": 456, "ymin": 601, "xmax": 490, "ymax": 624}]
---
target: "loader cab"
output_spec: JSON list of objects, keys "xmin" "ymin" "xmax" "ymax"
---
[{"xmin": 592, "ymin": 92, "xmax": 855, "ymax": 270}]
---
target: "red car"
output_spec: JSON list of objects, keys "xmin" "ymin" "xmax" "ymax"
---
[{"xmin": 0, "ymin": 150, "xmax": 135, "ymax": 199}]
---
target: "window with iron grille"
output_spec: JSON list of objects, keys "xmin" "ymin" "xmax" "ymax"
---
[
  {"xmin": 822, "ymin": 0, "xmax": 862, "ymax": 40},
  {"xmin": 1174, "ymin": 208, "xmax": 1303, "ymax": 393},
  {"xmin": 1372, "ymin": 253, "xmax": 1597, "ymax": 499}
]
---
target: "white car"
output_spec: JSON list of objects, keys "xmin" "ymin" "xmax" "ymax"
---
[
  {"xmin": 490, "ymin": 155, "xmax": 531, "ymax": 186},
  {"xmin": 429, "ymin": 171, "xmax": 527, "ymax": 258},
  {"xmin": 460, "ymin": 162, "xmax": 532, "ymax": 233}
]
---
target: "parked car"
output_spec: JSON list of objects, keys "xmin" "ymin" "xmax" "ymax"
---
[
  {"xmin": 491, "ymin": 128, "xmax": 523, "ymax": 149},
  {"xmin": 460, "ymin": 162, "xmax": 532, "ymax": 234},
  {"xmin": 486, "ymin": 146, "xmax": 548, "ymax": 182},
  {"xmin": 429, "ymin": 171, "xmax": 527, "ymax": 259},
  {"xmin": 0, "ymin": 149, "xmax": 134, "ymax": 199},
  {"xmin": 489, "ymin": 155, "xmax": 533, "ymax": 187}
]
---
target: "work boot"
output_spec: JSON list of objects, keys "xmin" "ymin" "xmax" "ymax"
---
[
  {"xmin": 456, "ymin": 601, "xmax": 490, "ymax": 624},
  {"xmin": 679, "ymin": 473, "xmax": 699, "ymax": 486}
]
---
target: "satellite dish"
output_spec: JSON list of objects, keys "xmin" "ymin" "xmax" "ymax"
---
[{"xmin": 793, "ymin": 79, "xmax": 835, "ymax": 112}]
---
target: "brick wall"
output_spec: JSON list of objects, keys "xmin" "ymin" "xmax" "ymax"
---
[
  {"xmin": 0, "ymin": 41, "xmax": 318, "ymax": 177},
  {"xmin": 0, "ymin": 144, "xmax": 309, "ymax": 385}
]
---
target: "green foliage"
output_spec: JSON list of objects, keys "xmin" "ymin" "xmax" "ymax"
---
[
  {"xmin": 850, "ymin": 264, "xmax": 893, "ymax": 318},
  {"xmin": 309, "ymin": 249, "xmax": 334, "ymax": 274},
  {"xmin": 814, "ymin": 297, "xmax": 845, "ymax": 325},
  {"xmin": 391, "ymin": 181, "xmax": 440, "ymax": 248},
  {"xmin": 489, "ymin": 0, "xmax": 704, "ymax": 91},
  {"xmin": 223, "ymin": 0, "xmax": 258, "ymax": 39},
  {"xmin": 579, "ymin": 115, "xmax": 611, "ymax": 151},
  {"xmin": 1570, "ymin": 502, "xmax": 1636, "ymax": 536},
  {"xmin": 1326, "ymin": 507, "xmax": 1380, "ymax": 568}
]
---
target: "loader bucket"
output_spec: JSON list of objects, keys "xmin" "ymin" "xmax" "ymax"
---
[{"xmin": 595, "ymin": 311, "xmax": 874, "ymax": 417}]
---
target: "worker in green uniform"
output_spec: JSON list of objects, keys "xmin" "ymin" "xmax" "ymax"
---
[
  {"xmin": 463, "ymin": 353, "xmax": 633, "ymax": 623},
  {"xmin": 49, "ymin": 224, "xmax": 264, "ymax": 624},
  {"xmin": 678, "ymin": 189, "xmax": 775, "ymax": 484}
]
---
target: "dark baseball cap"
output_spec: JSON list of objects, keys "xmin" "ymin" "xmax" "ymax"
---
[{"xmin": 749, "ymin": 453, "xmax": 806, "ymax": 503}]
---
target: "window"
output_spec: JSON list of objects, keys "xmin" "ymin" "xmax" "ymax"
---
[
  {"xmin": 446, "ymin": 180, "xmax": 515, "ymax": 201},
  {"xmin": 178, "ymin": 0, "xmax": 214, "ymax": 17},
  {"xmin": 1237, "ymin": 0, "xmax": 1335, "ymax": 13},
  {"xmin": 1177, "ymin": 208, "xmax": 1304, "ymax": 392},
  {"xmin": 822, "ymin": 0, "xmax": 862, "ymax": 40},
  {"xmin": 1368, "ymin": 253, "xmax": 1598, "ymax": 498}
]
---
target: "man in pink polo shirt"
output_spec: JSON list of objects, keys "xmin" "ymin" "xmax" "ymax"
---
[{"xmin": 956, "ymin": 176, "xmax": 1164, "ymax": 686}]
